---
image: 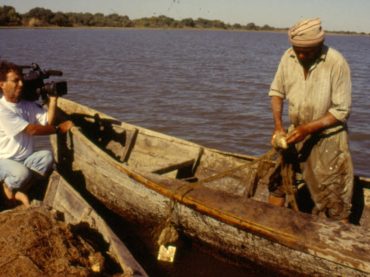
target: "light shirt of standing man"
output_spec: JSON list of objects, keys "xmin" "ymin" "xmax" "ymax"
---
[{"xmin": 268, "ymin": 18, "xmax": 353, "ymax": 221}]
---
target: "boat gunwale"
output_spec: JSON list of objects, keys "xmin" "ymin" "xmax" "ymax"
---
[
  {"xmin": 54, "ymin": 98, "xmax": 370, "ymax": 274},
  {"xmin": 61, "ymin": 122, "xmax": 370, "ymax": 274}
]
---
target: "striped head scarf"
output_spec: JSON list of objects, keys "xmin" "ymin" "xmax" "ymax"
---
[{"xmin": 288, "ymin": 18, "xmax": 325, "ymax": 47}]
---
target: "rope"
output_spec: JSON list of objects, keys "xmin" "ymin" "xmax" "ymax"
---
[
  {"xmin": 172, "ymin": 146, "xmax": 299, "ymax": 212},
  {"xmin": 176, "ymin": 148, "xmax": 278, "ymax": 200}
]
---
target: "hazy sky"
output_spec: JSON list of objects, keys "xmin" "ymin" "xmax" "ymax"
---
[{"xmin": 3, "ymin": 0, "xmax": 370, "ymax": 33}]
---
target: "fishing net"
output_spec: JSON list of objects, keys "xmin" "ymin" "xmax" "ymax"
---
[{"xmin": 0, "ymin": 205, "xmax": 123, "ymax": 277}]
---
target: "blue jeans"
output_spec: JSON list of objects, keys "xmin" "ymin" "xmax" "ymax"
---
[{"xmin": 0, "ymin": 150, "xmax": 54, "ymax": 191}]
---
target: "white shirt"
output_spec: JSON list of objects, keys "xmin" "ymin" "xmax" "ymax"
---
[{"xmin": 0, "ymin": 97, "xmax": 48, "ymax": 161}]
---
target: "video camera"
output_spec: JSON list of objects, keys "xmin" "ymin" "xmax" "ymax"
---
[{"xmin": 20, "ymin": 63, "xmax": 67, "ymax": 101}]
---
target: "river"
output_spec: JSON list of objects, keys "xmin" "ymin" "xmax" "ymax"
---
[{"xmin": 1, "ymin": 28, "xmax": 369, "ymax": 276}]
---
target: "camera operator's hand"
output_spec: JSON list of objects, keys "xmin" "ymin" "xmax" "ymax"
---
[
  {"xmin": 56, "ymin": 120, "xmax": 74, "ymax": 134},
  {"xmin": 25, "ymin": 120, "xmax": 73, "ymax": 136}
]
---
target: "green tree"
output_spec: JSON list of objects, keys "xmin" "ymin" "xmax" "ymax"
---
[
  {"xmin": 78, "ymin": 12, "xmax": 94, "ymax": 26},
  {"xmin": 91, "ymin": 13, "xmax": 105, "ymax": 26},
  {"xmin": 157, "ymin": 15, "xmax": 176, "ymax": 27},
  {"xmin": 261, "ymin": 24, "xmax": 273, "ymax": 31},
  {"xmin": 135, "ymin": 15, "xmax": 176, "ymax": 28},
  {"xmin": 0, "ymin": 5, "xmax": 22, "ymax": 26},
  {"xmin": 64, "ymin": 12, "xmax": 78, "ymax": 26},
  {"xmin": 181, "ymin": 18, "xmax": 195, "ymax": 28},
  {"xmin": 119, "ymin": 15, "xmax": 133, "ymax": 27},
  {"xmin": 50, "ymin": 12, "xmax": 71, "ymax": 26},
  {"xmin": 105, "ymin": 13, "xmax": 132, "ymax": 27},
  {"xmin": 106, "ymin": 13, "xmax": 122, "ymax": 27},
  {"xmin": 245, "ymin": 22, "xmax": 258, "ymax": 30},
  {"xmin": 232, "ymin": 23, "xmax": 242, "ymax": 29},
  {"xmin": 211, "ymin": 19, "xmax": 226, "ymax": 29},
  {"xmin": 24, "ymin": 7, "xmax": 54, "ymax": 25},
  {"xmin": 195, "ymin": 18, "xmax": 212, "ymax": 28}
]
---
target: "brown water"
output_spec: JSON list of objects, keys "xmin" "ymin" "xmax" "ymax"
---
[{"xmin": 1, "ymin": 28, "xmax": 369, "ymax": 276}]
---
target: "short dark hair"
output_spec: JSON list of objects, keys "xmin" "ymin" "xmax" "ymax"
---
[{"xmin": 0, "ymin": 60, "xmax": 22, "ymax": 81}]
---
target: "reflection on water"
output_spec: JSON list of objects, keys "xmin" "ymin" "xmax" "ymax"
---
[{"xmin": 1, "ymin": 29, "xmax": 369, "ymax": 275}]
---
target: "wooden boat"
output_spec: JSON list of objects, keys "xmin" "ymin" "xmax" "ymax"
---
[
  {"xmin": 51, "ymin": 98, "xmax": 370, "ymax": 276},
  {"xmin": 43, "ymin": 171, "xmax": 148, "ymax": 277}
]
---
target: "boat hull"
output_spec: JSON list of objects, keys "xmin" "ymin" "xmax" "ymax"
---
[{"xmin": 51, "ymin": 98, "xmax": 370, "ymax": 276}]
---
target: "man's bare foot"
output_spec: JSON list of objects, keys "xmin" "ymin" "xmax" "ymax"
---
[
  {"xmin": 2, "ymin": 184, "xmax": 17, "ymax": 209},
  {"xmin": 3, "ymin": 183, "xmax": 14, "ymax": 200},
  {"xmin": 15, "ymin": 191, "xmax": 30, "ymax": 208}
]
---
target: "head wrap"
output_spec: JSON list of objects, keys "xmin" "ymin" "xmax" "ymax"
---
[{"xmin": 288, "ymin": 18, "xmax": 325, "ymax": 47}]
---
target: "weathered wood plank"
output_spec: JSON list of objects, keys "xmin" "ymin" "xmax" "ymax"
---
[
  {"xmin": 43, "ymin": 172, "xmax": 148, "ymax": 276},
  {"xmin": 152, "ymin": 159, "xmax": 195, "ymax": 174},
  {"xmin": 52, "ymin": 97, "xmax": 370, "ymax": 276}
]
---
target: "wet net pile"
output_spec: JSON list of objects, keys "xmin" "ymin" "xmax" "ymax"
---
[{"xmin": 0, "ymin": 205, "xmax": 122, "ymax": 277}]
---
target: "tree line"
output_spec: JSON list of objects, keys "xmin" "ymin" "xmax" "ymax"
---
[
  {"xmin": 0, "ymin": 5, "xmax": 282, "ymax": 31},
  {"xmin": 0, "ymin": 5, "xmax": 366, "ymax": 35}
]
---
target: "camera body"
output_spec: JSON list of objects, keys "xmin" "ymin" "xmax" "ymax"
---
[{"xmin": 20, "ymin": 63, "xmax": 68, "ymax": 101}]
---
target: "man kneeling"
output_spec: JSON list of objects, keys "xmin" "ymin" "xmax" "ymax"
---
[{"xmin": 0, "ymin": 61, "xmax": 73, "ymax": 207}]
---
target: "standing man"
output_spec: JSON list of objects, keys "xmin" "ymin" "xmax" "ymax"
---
[
  {"xmin": 0, "ymin": 60, "xmax": 73, "ymax": 207},
  {"xmin": 268, "ymin": 18, "xmax": 353, "ymax": 221}
]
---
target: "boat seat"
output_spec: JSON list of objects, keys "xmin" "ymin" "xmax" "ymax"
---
[
  {"xmin": 120, "ymin": 127, "xmax": 138, "ymax": 163},
  {"xmin": 105, "ymin": 125, "xmax": 138, "ymax": 163},
  {"xmin": 151, "ymin": 159, "xmax": 195, "ymax": 175}
]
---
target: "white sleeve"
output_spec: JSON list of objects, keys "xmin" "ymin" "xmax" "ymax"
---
[
  {"xmin": 35, "ymin": 107, "xmax": 48, "ymax": 125},
  {"xmin": 27, "ymin": 101, "xmax": 48, "ymax": 125}
]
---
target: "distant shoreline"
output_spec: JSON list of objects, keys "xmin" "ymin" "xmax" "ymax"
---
[
  {"xmin": 1, "ymin": 25, "xmax": 368, "ymax": 37},
  {"xmin": 1, "ymin": 5, "xmax": 368, "ymax": 36}
]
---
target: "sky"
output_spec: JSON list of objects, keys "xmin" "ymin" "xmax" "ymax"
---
[{"xmin": 2, "ymin": 0, "xmax": 370, "ymax": 33}]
